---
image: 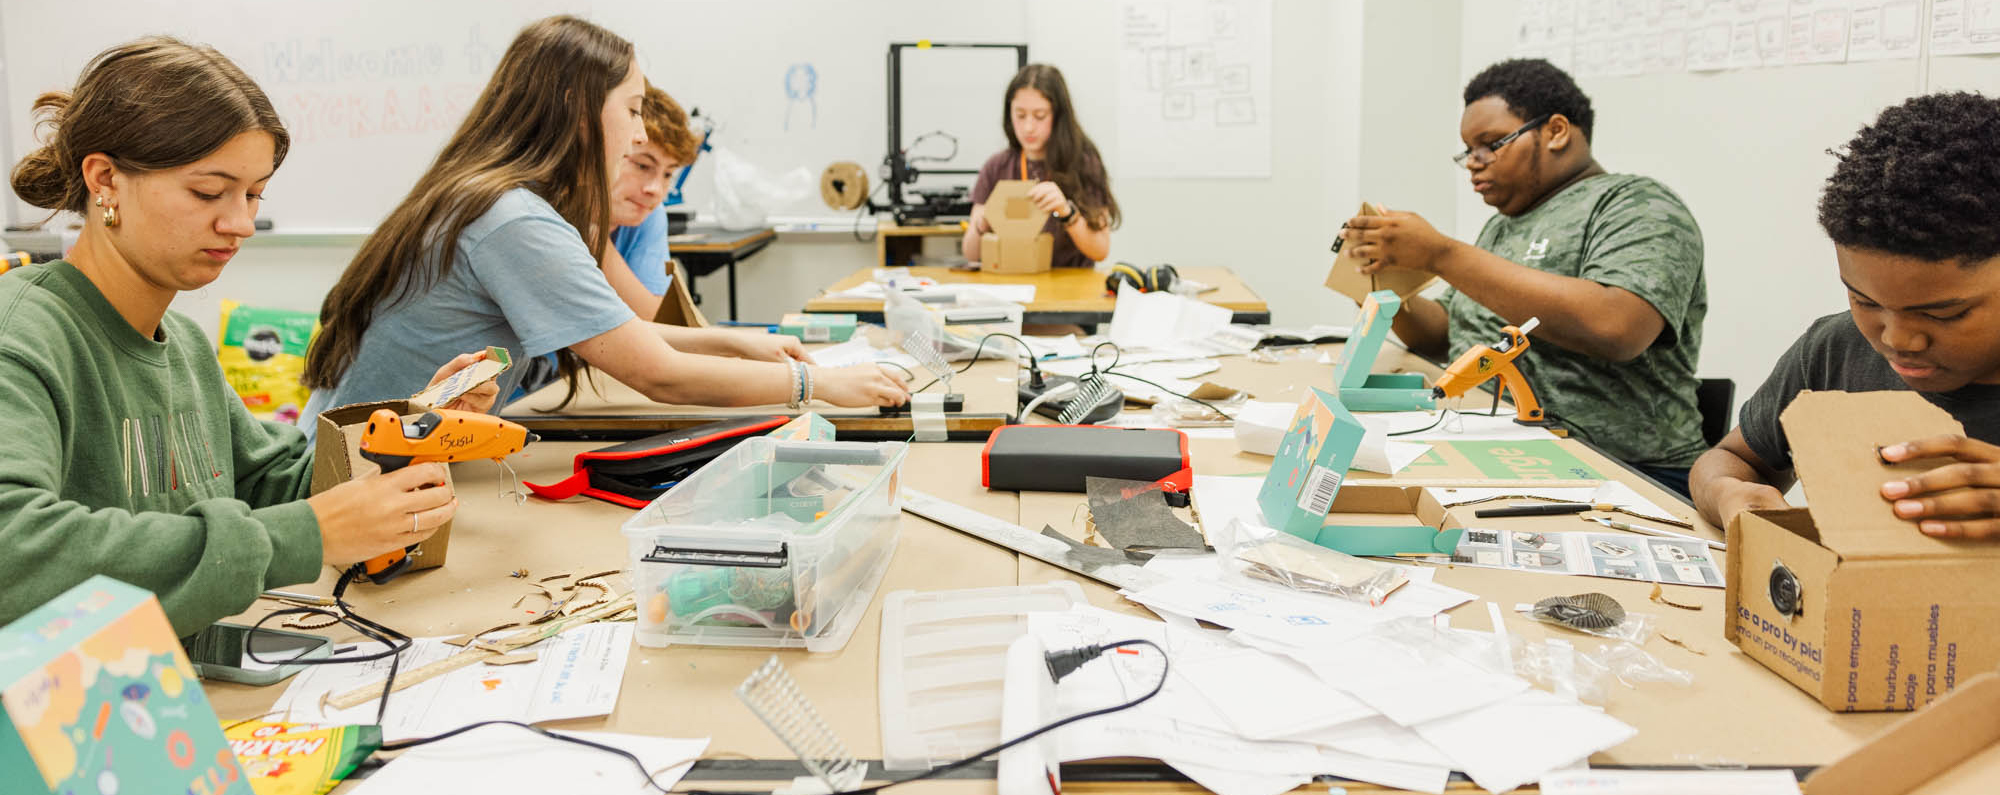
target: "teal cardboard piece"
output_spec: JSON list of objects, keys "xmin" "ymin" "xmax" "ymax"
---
[
  {"xmin": 1258, "ymin": 388, "xmax": 1368, "ymax": 541},
  {"xmin": 1301, "ymin": 523, "xmax": 1464, "ymax": 556},
  {"xmin": 778, "ymin": 313, "xmax": 857, "ymax": 343},
  {"xmin": 1331, "ymin": 290, "xmax": 1437, "ymax": 411},
  {"xmin": 0, "ymin": 576, "xmax": 245, "ymax": 795}
]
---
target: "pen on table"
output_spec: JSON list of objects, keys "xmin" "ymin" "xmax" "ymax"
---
[
  {"xmin": 1473, "ymin": 502, "xmax": 1595, "ymax": 518},
  {"xmin": 1587, "ymin": 515, "xmax": 1727, "ymax": 551},
  {"xmin": 261, "ymin": 589, "xmax": 335, "ymax": 606}
]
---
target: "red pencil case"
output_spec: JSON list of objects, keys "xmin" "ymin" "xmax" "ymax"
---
[{"xmin": 524, "ymin": 415, "xmax": 789, "ymax": 508}]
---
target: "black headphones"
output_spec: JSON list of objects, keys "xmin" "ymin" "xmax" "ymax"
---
[{"xmin": 1104, "ymin": 262, "xmax": 1179, "ymax": 295}]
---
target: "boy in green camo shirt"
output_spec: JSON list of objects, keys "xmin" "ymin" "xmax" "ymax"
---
[{"xmin": 1339, "ymin": 59, "xmax": 1707, "ymax": 495}]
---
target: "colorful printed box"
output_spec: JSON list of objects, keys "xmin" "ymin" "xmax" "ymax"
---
[
  {"xmin": 0, "ymin": 576, "xmax": 247, "ymax": 795},
  {"xmin": 1329, "ymin": 290, "xmax": 1437, "ymax": 411}
]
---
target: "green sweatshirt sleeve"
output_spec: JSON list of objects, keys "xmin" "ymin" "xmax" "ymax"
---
[{"xmin": 0, "ymin": 354, "xmax": 325, "ymax": 637}]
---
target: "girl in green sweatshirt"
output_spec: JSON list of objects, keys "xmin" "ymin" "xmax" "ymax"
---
[{"xmin": 0, "ymin": 37, "xmax": 495, "ymax": 636}]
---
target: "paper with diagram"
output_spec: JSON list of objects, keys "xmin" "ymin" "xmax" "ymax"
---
[
  {"xmin": 1449, "ymin": 528, "xmax": 1723, "ymax": 588},
  {"xmin": 1117, "ymin": 0, "xmax": 1272, "ymax": 177}
]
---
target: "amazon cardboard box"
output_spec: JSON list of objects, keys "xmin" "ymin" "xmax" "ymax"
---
[
  {"xmin": 308, "ymin": 349, "xmax": 512, "ymax": 575},
  {"xmin": 1805, "ymin": 671, "xmax": 2000, "ymax": 795},
  {"xmin": 978, "ymin": 180, "xmax": 1052, "ymax": 274},
  {"xmin": 1725, "ymin": 391, "xmax": 2000, "ymax": 712},
  {"xmin": 1325, "ymin": 202, "xmax": 1435, "ymax": 305}
]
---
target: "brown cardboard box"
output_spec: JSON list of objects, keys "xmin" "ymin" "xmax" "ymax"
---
[
  {"xmin": 1325, "ymin": 201, "xmax": 1436, "ymax": 305},
  {"xmin": 308, "ymin": 352, "xmax": 511, "ymax": 575},
  {"xmin": 978, "ymin": 180, "xmax": 1053, "ymax": 274},
  {"xmin": 1725, "ymin": 391, "xmax": 2000, "ymax": 712},
  {"xmin": 651, "ymin": 259, "xmax": 711, "ymax": 328},
  {"xmin": 1804, "ymin": 671, "xmax": 2000, "ymax": 795}
]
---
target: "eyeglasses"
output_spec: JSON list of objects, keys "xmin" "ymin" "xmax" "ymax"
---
[{"xmin": 1453, "ymin": 114, "xmax": 1552, "ymax": 168}]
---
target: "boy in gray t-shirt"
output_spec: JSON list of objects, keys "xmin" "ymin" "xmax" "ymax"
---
[
  {"xmin": 1339, "ymin": 59, "xmax": 1707, "ymax": 494},
  {"xmin": 1692, "ymin": 92, "xmax": 2000, "ymax": 538}
]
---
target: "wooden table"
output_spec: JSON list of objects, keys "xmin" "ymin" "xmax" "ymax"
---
[
  {"xmin": 207, "ymin": 344, "xmax": 1898, "ymax": 792},
  {"xmin": 672, "ymin": 225, "xmax": 778, "ymax": 321},
  {"xmin": 497, "ymin": 330, "xmax": 1021, "ymax": 442},
  {"xmin": 803, "ymin": 265, "xmax": 1273, "ymax": 327},
  {"xmin": 875, "ymin": 218, "xmax": 970, "ymax": 269}
]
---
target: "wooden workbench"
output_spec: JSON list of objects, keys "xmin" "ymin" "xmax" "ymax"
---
[{"xmin": 802, "ymin": 264, "xmax": 1272, "ymax": 327}]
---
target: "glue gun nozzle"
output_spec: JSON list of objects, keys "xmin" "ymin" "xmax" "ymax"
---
[{"xmin": 525, "ymin": 432, "xmax": 541, "ymax": 445}]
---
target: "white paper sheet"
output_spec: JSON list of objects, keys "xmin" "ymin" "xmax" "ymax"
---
[
  {"xmin": 351, "ymin": 725, "xmax": 707, "ymax": 795},
  {"xmin": 271, "ymin": 624, "xmax": 632, "ymax": 740},
  {"xmin": 1117, "ymin": 0, "xmax": 1273, "ymax": 178},
  {"xmin": 1931, "ymin": 0, "xmax": 2000, "ymax": 55},
  {"xmin": 1165, "ymin": 761, "xmax": 1311, "ymax": 795},
  {"xmin": 1315, "ymin": 748, "xmax": 1452, "ymax": 795},
  {"xmin": 1847, "ymin": 0, "xmax": 1922, "ymax": 61},
  {"xmin": 1303, "ymin": 634, "xmax": 1531, "ymax": 726},
  {"xmin": 1107, "ymin": 283, "xmax": 1235, "ymax": 351},
  {"xmin": 1174, "ymin": 648, "xmax": 1377, "ymax": 739},
  {"xmin": 1413, "ymin": 689, "xmax": 1638, "ymax": 794}
]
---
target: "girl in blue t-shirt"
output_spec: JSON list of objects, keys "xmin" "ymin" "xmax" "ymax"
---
[{"xmin": 303, "ymin": 16, "xmax": 909, "ymax": 412}]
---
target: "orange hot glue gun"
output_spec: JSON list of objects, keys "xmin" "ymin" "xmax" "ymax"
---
[
  {"xmin": 1432, "ymin": 317, "xmax": 1549, "ymax": 426},
  {"xmin": 350, "ymin": 408, "xmax": 538, "ymax": 584}
]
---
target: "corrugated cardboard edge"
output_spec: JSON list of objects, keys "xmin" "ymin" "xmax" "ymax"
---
[
  {"xmin": 1325, "ymin": 202, "xmax": 1436, "ymax": 304},
  {"xmin": 1780, "ymin": 391, "xmax": 1971, "ymax": 558},
  {"xmin": 1805, "ymin": 672, "xmax": 2000, "ymax": 795},
  {"xmin": 651, "ymin": 260, "xmax": 711, "ymax": 328},
  {"xmin": 407, "ymin": 346, "xmax": 511, "ymax": 409},
  {"xmin": 980, "ymin": 180, "xmax": 1053, "ymax": 274}
]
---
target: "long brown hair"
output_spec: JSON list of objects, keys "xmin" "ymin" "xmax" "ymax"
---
[
  {"xmin": 1001, "ymin": 63, "xmax": 1119, "ymax": 231},
  {"xmin": 303, "ymin": 15, "xmax": 633, "ymax": 394},
  {"xmin": 11, "ymin": 36, "xmax": 288, "ymax": 216}
]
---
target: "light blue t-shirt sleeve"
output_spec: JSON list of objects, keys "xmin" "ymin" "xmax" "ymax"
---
[
  {"xmin": 612, "ymin": 204, "xmax": 673, "ymax": 296},
  {"xmin": 470, "ymin": 214, "xmax": 636, "ymax": 358}
]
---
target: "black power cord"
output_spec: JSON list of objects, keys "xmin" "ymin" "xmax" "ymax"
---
[
  {"xmin": 914, "ymin": 331, "xmax": 1040, "ymax": 393},
  {"xmin": 686, "ymin": 638, "xmax": 1167, "ymax": 795},
  {"xmin": 247, "ymin": 566, "xmax": 411, "ymax": 725}
]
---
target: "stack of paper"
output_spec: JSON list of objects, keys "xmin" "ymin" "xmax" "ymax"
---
[{"xmin": 1021, "ymin": 602, "xmax": 1637, "ymax": 794}]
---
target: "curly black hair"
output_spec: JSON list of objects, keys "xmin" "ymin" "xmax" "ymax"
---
[
  {"xmin": 1819, "ymin": 92, "xmax": 2000, "ymax": 264},
  {"xmin": 1463, "ymin": 58, "xmax": 1595, "ymax": 142}
]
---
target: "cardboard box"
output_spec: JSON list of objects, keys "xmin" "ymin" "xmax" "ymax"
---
[
  {"xmin": 1256, "ymin": 388, "xmax": 1455, "ymax": 554},
  {"xmin": 1325, "ymin": 202, "xmax": 1436, "ymax": 305},
  {"xmin": 1805, "ymin": 671, "xmax": 2000, "ymax": 795},
  {"xmin": 309, "ymin": 349, "xmax": 512, "ymax": 576},
  {"xmin": 1725, "ymin": 391, "xmax": 2000, "ymax": 713},
  {"xmin": 978, "ymin": 180, "xmax": 1053, "ymax": 274},
  {"xmin": 1330, "ymin": 290, "xmax": 1437, "ymax": 411},
  {"xmin": 651, "ymin": 259, "xmax": 712, "ymax": 328},
  {"xmin": 0, "ymin": 575, "xmax": 247, "ymax": 795},
  {"xmin": 778, "ymin": 313, "xmax": 857, "ymax": 343}
]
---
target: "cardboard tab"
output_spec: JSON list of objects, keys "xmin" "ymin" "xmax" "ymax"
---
[
  {"xmin": 408, "ymin": 346, "xmax": 511, "ymax": 410},
  {"xmin": 651, "ymin": 260, "xmax": 713, "ymax": 328},
  {"xmin": 979, "ymin": 180, "xmax": 1054, "ymax": 274},
  {"xmin": 1805, "ymin": 672, "xmax": 2000, "ymax": 795},
  {"xmin": 1780, "ymin": 391, "xmax": 1990, "ymax": 559},
  {"xmin": 1325, "ymin": 202, "xmax": 1436, "ymax": 305}
]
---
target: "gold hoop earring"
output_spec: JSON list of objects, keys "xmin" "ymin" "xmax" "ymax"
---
[{"xmin": 102, "ymin": 204, "xmax": 119, "ymax": 228}]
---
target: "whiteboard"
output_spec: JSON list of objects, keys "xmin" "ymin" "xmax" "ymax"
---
[{"xmin": 1, "ymin": 0, "xmax": 1031, "ymax": 231}]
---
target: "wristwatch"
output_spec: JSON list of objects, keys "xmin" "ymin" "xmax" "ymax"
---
[{"xmin": 1057, "ymin": 203, "xmax": 1079, "ymax": 225}]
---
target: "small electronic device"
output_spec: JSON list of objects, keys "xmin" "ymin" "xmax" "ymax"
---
[
  {"xmin": 1016, "ymin": 375, "xmax": 1123, "ymax": 425},
  {"xmin": 982, "ymin": 425, "xmax": 1192, "ymax": 493},
  {"xmin": 184, "ymin": 622, "xmax": 332, "ymax": 686}
]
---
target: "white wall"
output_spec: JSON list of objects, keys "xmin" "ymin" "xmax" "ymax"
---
[
  {"xmin": 151, "ymin": 0, "xmax": 1393, "ymax": 341},
  {"xmin": 1458, "ymin": 1, "xmax": 2000, "ymax": 423}
]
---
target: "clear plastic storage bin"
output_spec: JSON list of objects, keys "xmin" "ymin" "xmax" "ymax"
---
[{"xmin": 621, "ymin": 437, "xmax": 908, "ymax": 651}]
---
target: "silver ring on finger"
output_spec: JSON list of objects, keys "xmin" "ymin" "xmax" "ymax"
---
[{"xmin": 411, "ymin": 512, "xmax": 421, "ymax": 535}]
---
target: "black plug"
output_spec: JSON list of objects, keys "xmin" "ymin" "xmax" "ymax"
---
[{"xmin": 1043, "ymin": 643, "xmax": 1110, "ymax": 683}]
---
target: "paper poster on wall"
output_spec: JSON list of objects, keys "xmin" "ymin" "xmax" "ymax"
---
[
  {"xmin": 1847, "ymin": 0, "xmax": 1922, "ymax": 60},
  {"xmin": 1116, "ymin": 0, "xmax": 1271, "ymax": 178},
  {"xmin": 1786, "ymin": 0, "xmax": 1854, "ymax": 64},
  {"xmin": 1684, "ymin": 0, "xmax": 1737, "ymax": 71},
  {"xmin": 1930, "ymin": 0, "xmax": 2000, "ymax": 56}
]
